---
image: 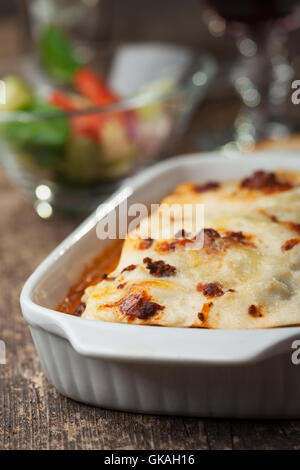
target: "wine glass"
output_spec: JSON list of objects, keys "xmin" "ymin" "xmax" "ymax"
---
[{"xmin": 201, "ymin": 0, "xmax": 300, "ymax": 151}]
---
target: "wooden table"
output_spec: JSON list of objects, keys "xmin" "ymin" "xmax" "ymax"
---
[{"xmin": 1, "ymin": 124, "xmax": 300, "ymax": 450}]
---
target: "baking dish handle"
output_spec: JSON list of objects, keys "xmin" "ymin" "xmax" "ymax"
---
[{"xmin": 22, "ymin": 303, "xmax": 300, "ymax": 365}]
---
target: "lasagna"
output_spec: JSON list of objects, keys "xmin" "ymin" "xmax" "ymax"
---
[{"xmin": 82, "ymin": 169, "xmax": 300, "ymax": 329}]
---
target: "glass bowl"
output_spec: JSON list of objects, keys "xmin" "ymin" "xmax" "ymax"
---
[{"xmin": 0, "ymin": 44, "xmax": 216, "ymax": 215}]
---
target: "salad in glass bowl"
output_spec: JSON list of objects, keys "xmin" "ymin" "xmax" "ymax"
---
[{"xmin": 0, "ymin": 26, "xmax": 216, "ymax": 215}]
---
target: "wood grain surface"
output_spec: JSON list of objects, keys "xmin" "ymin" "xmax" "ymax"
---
[{"xmin": 1, "ymin": 156, "xmax": 300, "ymax": 450}]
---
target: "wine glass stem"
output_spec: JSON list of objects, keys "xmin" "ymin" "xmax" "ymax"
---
[{"xmin": 232, "ymin": 29, "xmax": 294, "ymax": 144}]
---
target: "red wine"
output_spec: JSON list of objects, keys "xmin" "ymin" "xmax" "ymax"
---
[{"xmin": 206, "ymin": 0, "xmax": 300, "ymax": 25}]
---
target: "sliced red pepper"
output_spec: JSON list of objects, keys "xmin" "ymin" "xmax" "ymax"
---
[
  {"xmin": 73, "ymin": 67, "xmax": 118, "ymax": 106},
  {"xmin": 50, "ymin": 68, "xmax": 129, "ymax": 142},
  {"xmin": 49, "ymin": 90, "xmax": 78, "ymax": 111},
  {"xmin": 71, "ymin": 114, "xmax": 104, "ymax": 141},
  {"xmin": 50, "ymin": 90, "xmax": 104, "ymax": 140}
]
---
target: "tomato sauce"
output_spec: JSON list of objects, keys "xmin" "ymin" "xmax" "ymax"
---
[{"xmin": 57, "ymin": 240, "xmax": 123, "ymax": 316}]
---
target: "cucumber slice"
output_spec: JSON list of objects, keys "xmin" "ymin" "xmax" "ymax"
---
[{"xmin": 0, "ymin": 75, "xmax": 33, "ymax": 111}]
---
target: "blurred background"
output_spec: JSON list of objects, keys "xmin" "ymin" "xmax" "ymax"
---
[{"xmin": 1, "ymin": 0, "xmax": 300, "ymax": 216}]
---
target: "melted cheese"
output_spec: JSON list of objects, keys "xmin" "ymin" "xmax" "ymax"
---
[{"xmin": 82, "ymin": 170, "xmax": 300, "ymax": 329}]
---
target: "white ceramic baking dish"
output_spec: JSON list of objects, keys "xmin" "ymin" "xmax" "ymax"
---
[{"xmin": 21, "ymin": 151, "xmax": 300, "ymax": 418}]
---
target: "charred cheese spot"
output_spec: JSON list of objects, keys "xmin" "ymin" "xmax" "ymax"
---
[
  {"xmin": 198, "ymin": 301, "xmax": 213, "ymax": 322},
  {"xmin": 197, "ymin": 282, "xmax": 224, "ymax": 297},
  {"xmin": 121, "ymin": 264, "xmax": 136, "ymax": 273},
  {"xmin": 241, "ymin": 170, "xmax": 292, "ymax": 193},
  {"xmin": 101, "ymin": 274, "xmax": 116, "ymax": 281},
  {"xmin": 226, "ymin": 230, "xmax": 245, "ymax": 240},
  {"xmin": 261, "ymin": 211, "xmax": 300, "ymax": 235},
  {"xmin": 203, "ymin": 228, "xmax": 255, "ymax": 253},
  {"xmin": 287, "ymin": 222, "xmax": 300, "ymax": 234},
  {"xmin": 138, "ymin": 238, "xmax": 153, "ymax": 250},
  {"xmin": 143, "ymin": 257, "xmax": 176, "ymax": 277},
  {"xmin": 156, "ymin": 238, "xmax": 189, "ymax": 253},
  {"xmin": 248, "ymin": 304, "xmax": 263, "ymax": 318},
  {"xmin": 117, "ymin": 282, "xmax": 127, "ymax": 289},
  {"xmin": 204, "ymin": 228, "xmax": 220, "ymax": 239},
  {"xmin": 225, "ymin": 230, "xmax": 256, "ymax": 248},
  {"xmin": 281, "ymin": 238, "xmax": 300, "ymax": 252},
  {"xmin": 156, "ymin": 228, "xmax": 253, "ymax": 254},
  {"xmin": 118, "ymin": 292, "xmax": 164, "ymax": 320},
  {"xmin": 193, "ymin": 182, "xmax": 220, "ymax": 193},
  {"xmin": 156, "ymin": 229, "xmax": 254, "ymax": 255}
]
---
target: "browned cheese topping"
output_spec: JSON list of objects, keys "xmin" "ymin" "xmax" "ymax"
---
[
  {"xmin": 117, "ymin": 282, "xmax": 127, "ymax": 289},
  {"xmin": 248, "ymin": 304, "xmax": 263, "ymax": 318},
  {"xmin": 197, "ymin": 282, "xmax": 224, "ymax": 298},
  {"xmin": 281, "ymin": 238, "xmax": 300, "ymax": 252},
  {"xmin": 203, "ymin": 228, "xmax": 255, "ymax": 253},
  {"xmin": 156, "ymin": 238, "xmax": 189, "ymax": 253},
  {"xmin": 241, "ymin": 170, "xmax": 292, "ymax": 193},
  {"xmin": 119, "ymin": 292, "xmax": 164, "ymax": 320},
  {"xmin": 198, "ymin": 301, "xmax": 213, "ymax": 323},
  {"xmin": 121, "ymin": 264, "xmax": 137, "ymax": 273},
  {"xmin": 143, "ymin": 257, "xmax": 177, "ymax": 277},
  {"xmin": 193, "ymin": 181, "xmax": 220, "ymax": 193},
  {"xmin": 138, "ymin": 238, "xmax": 153, "ymax": 250},
  {"xmin": 102, "ymin": 273, "xmax": 116, "ymax": 281}
]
